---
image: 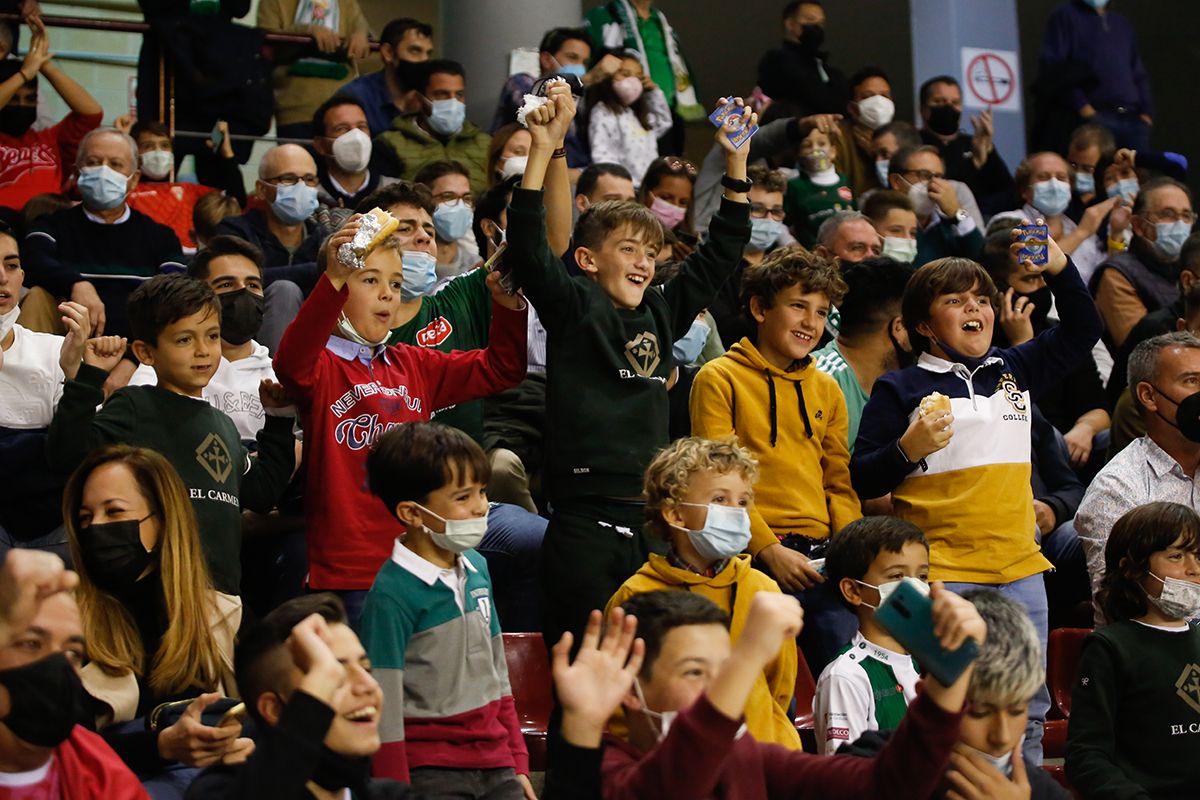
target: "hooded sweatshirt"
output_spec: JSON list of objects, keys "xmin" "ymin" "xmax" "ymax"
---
[
  {"xmin": 605, "ymin": 553, "xmax": 800, "ymax": 749},
  {"xmin": 690, "ymin": 338, "xmax": 861, "ymax": 552}
]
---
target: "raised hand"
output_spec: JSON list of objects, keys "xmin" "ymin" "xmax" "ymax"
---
[
  {"xmin": 929, "ymin": 582, "xmax": 987, "ymax": 653},
  {"xmin": 486, "ymin": 269, "xmax": 524, "ymax": 310},
  {"xmin": 1078, "ymin": 195, "xmax": 1120, "ymax": 237},
  {"xmin": 287, "ymin": 613, "xmax": 346, "ymax": 705},
  {"xmin": 0, "ymin": 550, "xmax": 77, "ymax": 649},
  {"xmin": 998, "ymin": 287, "xmax": 1035, "ymax": 345},
  {"xmin": 553, "ymin": 608, "xmax": 644, "ymax": 746},
  {"xmin": 970, "ymin": 107, "xmax": 994, "ymax": 168},
  {"xmin": 1009, "ymin": 217, "xmax": 1067, "ymax": 277},
  {"xmin": 82, "ymin": 335, "xmax": 128, "ymax": 374},
  {"xmin": 322, "ymin": 215, "xmax": 363, "ymax": 289},
  {"xmin": 69, "ymin": 281, "xmax": 105, "ymax": 336},
  {"xmin": 20, "ymin": 16, "xmax": 52, "ymax": 77},
  {"xmin": 733, "ymin": 593, "xmax": 804, "ymax": 671},
  {"xmin": 713, "ymin": 96, "xmax": 757, "ymax": 156},
  {"xmin": 524, "ymin": 83, "xmax": 577, "ymax": 150},
  {"xmin": 57, "ymin": 301, "xmax": 90, "ymax": 379},
  {"xmin": 258, "ymin": 378, "xmax": 293, "ymax": 411},
  {"xmin": 928, "ymin": 177, "xmax": 961, "ymax": 218}
]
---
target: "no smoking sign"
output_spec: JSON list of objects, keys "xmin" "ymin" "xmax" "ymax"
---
[{"xmin": 960, "ymin": 47, "xmax": 1021, "ymax": 112}]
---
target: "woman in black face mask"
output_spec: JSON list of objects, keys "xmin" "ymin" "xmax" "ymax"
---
[{"xmin": 64, "ymin": 445, "xmax": 247, "ymax": 789}]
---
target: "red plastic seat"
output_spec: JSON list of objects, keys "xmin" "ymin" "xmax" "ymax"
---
[
  {"xmin": 793, "ymin": 645, "xmax": 817, "ymax": 752},
  {"xmin": 1043, "ymin": 719, "xmax": 1068, "ymax": 759},
  {"xmin": 1047, "ymin": 628, "xmax": 1090, "ymax": 720},
  {"xmin": 502, "ymin": 633, "xmax": 553, "ymax": 771}
]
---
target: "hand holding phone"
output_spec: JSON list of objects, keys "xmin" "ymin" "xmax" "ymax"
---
[{"xmin": 874, "ymin": 579, "xmax": 982, "ymax": 687}]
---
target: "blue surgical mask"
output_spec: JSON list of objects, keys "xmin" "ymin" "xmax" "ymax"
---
[
  {"xmin": 433, "ymin": 200, "xmax": 473, "ymax": 242},
  {"xmin": 1031, "ymin": 178, "xmax": 1071, "ymax": 217},
  {"xmin": 1153, "ymin": 221, "xmax": 1192, "ymax": 260},
  {"xmin": 401, "ymin": 250, "xmax": 438, "ymax": 300},
  {"xmin": 1073, "ymin": 171, "xmax": 1095, "ymax": 195},
  {"xmin": 1107, "ymin": 178, "xmax": 1138, "ymax": 205},
  {"xmin": 671, "ymin": 318, "xmax": 709, "ymax": 364},
  {"xmin": 963, "ymin": 744, "xmax": 1014, "ymax": 778},
  {"xmin": 749, "ymin": 217, "xmax": 783, "ymax": 251},
  {"xmin": 427, "ymin": 98, "xmax": 466, "ymax": 137},
  {"xmin": 556, "ymin": 62, "xmax": 586, "ymax": 78},
  {"xmin": 671, "ymin": 502, "xmax": 751, "ymax": 562},
  {"xmin": 270, "ymin": 182, "xmax": 319, "ymax": 224},
  {"xmin": 874, "ymin": 159, "xmax": 890, "ymax": 187},
  {"xmin": 77, "ymin": 165, "xmax": 130, "ymax": 211}
]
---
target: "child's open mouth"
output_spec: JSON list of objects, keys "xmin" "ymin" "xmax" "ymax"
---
[
  {"xmin": 626, "ymin": 274, "xmax": 647, "ymax": 286},
  {"xmin": 961, "ymin": 320, "xmax": 983, "ymax": 332},
  {"xmin": 344, "ymin": 705, "xmax": 378, "ymax": 724},
  {"xmin": 792, "ymin": 331, "xmax": 814, "ymax": 342}
]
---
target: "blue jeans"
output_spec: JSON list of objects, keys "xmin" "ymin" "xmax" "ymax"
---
[
  {"xmin": 943, "ymin": 573, "xmax": 1050, "ymax": 767},
  {"xmin": 332, "ymin": 503, "xmax": 546, "ymax": 634},
  {"xmin": 1092, "ymin": 109, "xmax": 1151, "ymax": 151},
  {"xmin": 108, "ymin": 719, "xmax": 200, "ymax": 799}
]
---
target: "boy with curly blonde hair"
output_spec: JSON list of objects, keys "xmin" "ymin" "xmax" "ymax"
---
[{"xmin": 605, "ymin": 436, "xmax": 799, "ymax": 748}]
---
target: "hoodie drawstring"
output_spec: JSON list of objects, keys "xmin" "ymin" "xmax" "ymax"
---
[
  {"xmin": 765, "ymin": 370, "xmax": 778, "ymax": 446},
  {"xmin": 795, "ymin": 382, "xmax": 814, "ymax": 439}
]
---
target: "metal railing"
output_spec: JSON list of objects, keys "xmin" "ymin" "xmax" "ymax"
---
[{"xmin": 0, "ymin": 12, "xmax": 379, "ymax": 142}]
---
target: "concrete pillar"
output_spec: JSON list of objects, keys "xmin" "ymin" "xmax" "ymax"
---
[
  {"xmin": 440, "ymin": 0, "xmax": 583, "ymax": 128},
  {"xmin": 910, "ymin": 0, "xmax": 1027, "ymax": 171}
]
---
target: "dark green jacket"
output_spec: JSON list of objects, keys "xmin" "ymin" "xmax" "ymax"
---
[
  {"xmin": 374, "ymin": 114, "xmax": 491, "ymax": 194},
  {"xmin": 48, "ymin": 364, "xmax": 296, "ymax": 594}
]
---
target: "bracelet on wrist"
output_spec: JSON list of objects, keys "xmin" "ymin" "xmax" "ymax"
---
[{"xmin": 551, "ymin": 147, "xmax": 567, "ymax": 159}]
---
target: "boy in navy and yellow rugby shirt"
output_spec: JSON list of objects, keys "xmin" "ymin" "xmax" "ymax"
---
[
  {"xmin": 850, "ymin": 222, "xmax": 1103, "ymax": 764},
  {"xmin": 359, "ymin": 422, "xmax": 531, "ymax": 796}
]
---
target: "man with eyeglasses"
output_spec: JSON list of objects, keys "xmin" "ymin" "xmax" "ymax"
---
[
  {"xmin": 413, "ymin": 159, "xmax": 478, "ymax": 285},
  {"xmin": 886, "ymin": 145, "xmax": 983, "ymax": 266},
  {"xmin": 1091, "ymin": 177, "xmax": 1196, "ymax": 351}
]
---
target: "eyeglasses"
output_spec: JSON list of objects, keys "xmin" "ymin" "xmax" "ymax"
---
[
  {"xmin": 434, "ymin": 191, "xmax": 474, "ymax": 207},
  {"xmin": 903, "ymin": 169, "xmax": 944, "ymax": 183},
  {"xmin": 1146, "ymin": 209, "xmax": 1197, "ymax": 225},
  {"xmin": 660, "ymin": 157, "xmax": 697, "ymax": 176},
  {"xmin": 1068, "ymin": 161, "xmax": 1096, "ymax": 174},
  {"xmin": 750, "ymin": 204, "xmax": 785, "ymax": 221},
  {"xmin": 263, "ymin": 173, "xmax": 320, "ymax": 187}
]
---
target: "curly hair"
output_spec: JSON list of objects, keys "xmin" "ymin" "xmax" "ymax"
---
[
  {"xmin": 1098, "ymin": 502, "xmax": 1200, "ymax": 624},
  {"xmin": 740, "ymin": 246, "xmax": 847, "ymax": 322},
  {"xmin": 643, "ymin": 436, "xmax": 758, "ymax": 540},
  {"xmin": 747, "ymin": 164, "xmax": 787, "ymax": 195}
]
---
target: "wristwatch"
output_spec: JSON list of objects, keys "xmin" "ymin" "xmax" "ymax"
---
[
  {"xmin": 721, "ymin": 175, "xmax": 752, "ymax": 193},
  {"xmin": 954, "ymin": 208, "xmax": 970, "ymax": 223}
]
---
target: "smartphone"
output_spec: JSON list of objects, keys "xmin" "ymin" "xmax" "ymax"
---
[
  {"xmin": 218, "ymin": 702, "xmax": 247, "ymax": 727},
  {"xmin": 481, "ymin": 241, "xmax": 514, "ymax": 293},
  {"xmin": 806, "ymin": 557, "xmax": 825, "ymax": 576},
  {"xmin": 1016, "ymin": 223, "xmax": 1049, "ymax": 266},
  {"xmin": 874, "ymin": 579, "xmax": 979, "ymax": 686},
  {"xmin": 209, "ymin": 120, "xmax": 225, "ymax": 154}
]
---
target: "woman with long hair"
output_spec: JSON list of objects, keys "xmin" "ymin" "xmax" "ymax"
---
[{"xmin": 65, "ymin": 444, "xmax": 248, "ymax": 789}]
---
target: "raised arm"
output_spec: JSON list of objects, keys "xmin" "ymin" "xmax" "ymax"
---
[{"xmin": 32, "ymin": 18, "xmax": 102, "ymax": 117}]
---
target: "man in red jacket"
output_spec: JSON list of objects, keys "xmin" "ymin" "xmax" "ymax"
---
[{"xmin": 0, "ymin": 550, "xmax": 147, "ymax": 799}]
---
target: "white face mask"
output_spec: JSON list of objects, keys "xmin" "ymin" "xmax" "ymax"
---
[
  {"xmin": 500, "ymin": 155, "xmax": 529, "ymax": 180},
  {"xmin": 856, "ymin": 575, "xmax": 927, "ymax": 610},
  {"xmin": 0, "ymin": 305, "xmax": 19, "ymax": 348},
  {"xmin": 331, "ymin": 128, "xmax": 372, "ymax": 173},
  {"xmin": 140, "ymin": 149, "xmax": 174, "ymax": 180},
  {"xmin": 906, "ymin": 178, "xmax": 936, "ymax": 218},
  {"xmin": 856, "ymin": 95, "xmax": 895, "ymax": 130},
  {"xmin": 1145, "ymin": 571, "xmax": 1200, "ymax": 620},
  {"xmin": 881, "ymin": 236, "xmax": 917, "ymax": 263},
  {"xmin": 962, "ymin": 743, "xmax": 1014, "ymax": 778},
  {"xmin": 415, "ymin": 503, "xmax": 488, "ymax": 553},
  {"xmin": 336, "ymin": 312, "xmax": 389, "ymax": 348}
]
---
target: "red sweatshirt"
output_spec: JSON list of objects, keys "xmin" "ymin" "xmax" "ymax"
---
[
  {"xmin": 602, "ymin": 690, "xmax": 961, "ymax": 800},
  {"xmin": 0, "ymin": 112, "xmax": 102, "ymax": 211},
  {"xmin": 0, "ymin": 725, "xmax": 148, "ymax": 800},
  {"xmin": 274, "ymin": 274, "xmax": 527, "ymax": 589}
]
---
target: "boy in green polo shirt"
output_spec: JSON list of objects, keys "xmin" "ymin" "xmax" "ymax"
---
[{"xmin": 814, "ymin": 516, "xmax": 929, "ymax": 754}]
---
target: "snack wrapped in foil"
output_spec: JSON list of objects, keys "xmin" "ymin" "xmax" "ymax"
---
[
  {"xmin": 516, "ymin": 77, "xmax": 568, "ymax": 128},
  {"xmin": 337, "ymin": 207, "xmax": 398, "ymax": 269}
]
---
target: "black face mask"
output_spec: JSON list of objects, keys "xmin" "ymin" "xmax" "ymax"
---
[
  {"xmin": 1151, "ymin": 385, "xmax": 1200, "ymax": 442},
  {"xmin": 927, "ymin": 104, "xmax": 961, "ymax": 137},
  {"xmin": 798, "ymin": 23, "xmax": 825, "ymax": 52},
  {"xmin": 889, "ymin": 327, "xmax": 916, "ymax": 369},
  {"xmin": 393, "ymin": 59, "xmax": 424, "ymax": 92},
  {"xmin": 1022, "ymin": 285, "xmax": 1054, "ymax": 332},
  {"xmin": 218, "ymin": 288, "xmax": 265, "ymax": 346},
  {"xmin": 0, "ymin": 106, "xmax": 36, "ymax": 138},
  {"xmin": 78, "ymin": 515, "xmax": 156, "ymax": 594},
  {"xmin": 0, "ymin": 653, "xmax": 86, "ymax": 747},
  {"xmin": 310, "ymin": 746, "xmax": 371, "ymax": 793}
]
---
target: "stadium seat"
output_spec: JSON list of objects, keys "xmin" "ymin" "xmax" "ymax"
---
[
  {"xmin": 1048, "ymin": 628, "xmax": 1090, "ymax": 720},
  {"xmin": 502, "ymin": 633, "xmax": 553, "ymax": 771},
  {"xmin": 793, "ymin": 645, "xmax": 817, "ymax": 752},
  {"xmin": 1043, "ymin": 718, "xmax": 1068, "ymax": 759}
]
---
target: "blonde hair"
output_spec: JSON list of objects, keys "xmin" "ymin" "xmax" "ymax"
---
[
  {"xmin": 64, "ymin": 445, "xmax": 227, "ymax": 696},
  {"xmin": 643, "ymin": 437, "xmax": 759, "ymax": 539}
]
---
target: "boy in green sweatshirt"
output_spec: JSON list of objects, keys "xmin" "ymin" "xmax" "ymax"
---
[
  {"xmin": 47, "ymin": 274, "xmax": 296, "ymax": 595},
  {"xmin": 508, "ymin": 84, "xmax": 754, "ymax": 649}
]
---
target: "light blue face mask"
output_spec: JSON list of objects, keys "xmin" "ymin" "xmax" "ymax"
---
[
  {"xmin": 1073, "ymin": 171, "xmax": 1095, "ymax": 195},
  {"xmin": 749, "ymin": 217, "xmax": 783, "ymax": 252},
  {"xmin": 671, "ymin": 502, "xmax": 752, "ymax": 562},
  {"xmin": 433, "ymin": 200, "xmax": 473, "ymax": 242},
  {"xmin": 1107, "ymin": 178, "xmax": 1138, "ymax": 205},
  {"xmin": 963, "ymin": 744, "xmax": 1014, "ymax": 778},
  {"xmin": 401, "ymin": 250, "xmax": 438, "ymax": 300},
  {"xmin": 270, "ymin": 182, "xmax": 319, "ymax": 224},
  {"xmin": 1031, "ymin": 178, "xmax": 1071, "ymax": 217},
  {"xmin": 427, "ymin": 98, "xmax": 466, "ymax": 137},
  {"xmin": 556, "ymin": 62, "xmax": 586, "ymax": 78},
  {"xmin": 671, "ymin": 318, "xmax": 709, "ymax": 365},
  {"xmin": 1153, "ymin": 221, "xmax": 1192, "ymax": 260},
  {"xmin": 77, "ymin": 165, "xmax": 130, "ymax": 211},
  {"xmin": 874, "ymin": 159, "xmax": 890, "ymax": 187}
]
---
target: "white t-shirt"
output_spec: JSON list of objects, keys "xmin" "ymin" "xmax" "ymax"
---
[
  {"xmin": 128, "ymin": 340, "xmax": 277, "ymax": 441},
  {"xmin": 0, "ymin": 324, "xmax": 65, "ymax": 429},
  {"xmin": 814, "ymin": 632, "xmax": 921, "ymax": 755}
]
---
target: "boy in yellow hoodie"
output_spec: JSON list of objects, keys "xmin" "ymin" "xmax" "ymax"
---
[
  {"xmin": 605, "ymin": 436, "xmax": 800, "ymax": 748},
  {"xmin": 690, "ymin": 246, "xmax": 862, "ymax": 674}
]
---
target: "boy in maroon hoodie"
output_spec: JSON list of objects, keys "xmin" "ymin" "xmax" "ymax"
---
[
  {"xmin": 273, "ymin": 218, "xmax": 527, "ymax": 627},
  {"xmin": 604, "ymin": 587, "xmax": 986, "ymax": 800}
]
